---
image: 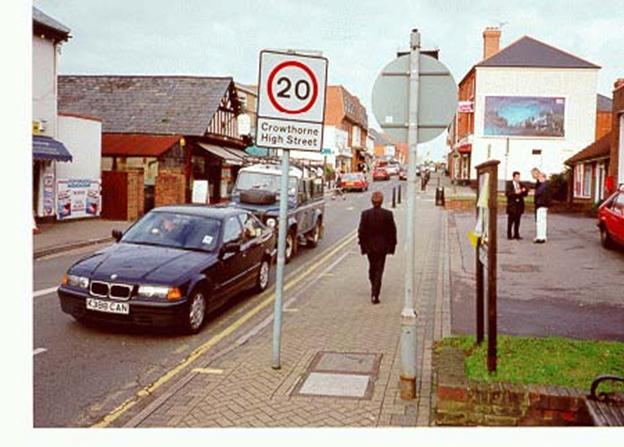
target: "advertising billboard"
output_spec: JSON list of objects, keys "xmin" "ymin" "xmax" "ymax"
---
[{"xmin": 484, "ymin": 96, "xmax": 565, "ymax": 137}]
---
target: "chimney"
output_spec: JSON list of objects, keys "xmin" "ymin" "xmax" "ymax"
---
[
  {"xmin": 614, "ymin": 78, "xmax": 624, "ymax": 91},
  {"xmin": 483, "ymin": 27, "xmax": 501, "ymax": 60}
]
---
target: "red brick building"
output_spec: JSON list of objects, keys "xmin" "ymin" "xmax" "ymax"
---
[
  {"xmin": 610, "ymin": 79, "xmax": 624, "ymax": 187},
  {"xmin": 324, "ymin": 86, "xmax": 369, "ymax": 172}
]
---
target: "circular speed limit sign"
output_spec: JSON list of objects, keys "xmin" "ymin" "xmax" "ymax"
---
[{"xmin": 267, "ymin": 60, "xmax": 319, "ymax": 115}]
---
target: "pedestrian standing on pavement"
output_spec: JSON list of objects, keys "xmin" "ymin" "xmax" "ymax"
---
[
  {"xmin": 358, "ymin": 191, "xmax": 397, "ymax": 304},
  {"xmin": 505, "ymin": 171, "xmax": 528, "ymax": 240},
  {"xmin": 531, "ymin": 168, "xmax": 551, "ymax": 244}
]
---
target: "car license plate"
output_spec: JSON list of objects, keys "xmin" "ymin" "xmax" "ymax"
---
[{"xmin": 86, "ymin": 298, "xmax": 130, "ymax": 315}]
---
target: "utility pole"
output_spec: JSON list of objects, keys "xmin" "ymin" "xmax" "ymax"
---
[{"xmin": 399, "ymin": 28, "xmax": 420, "ymax": 400}]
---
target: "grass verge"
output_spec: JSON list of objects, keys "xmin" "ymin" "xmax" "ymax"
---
[{"xmin": 437, "ymin": 335, "xmax": 624, "ymax": 391}]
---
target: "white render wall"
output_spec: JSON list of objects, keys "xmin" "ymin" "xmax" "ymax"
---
[
  {"xmin": 32, "ymin": 35, "xmax": 57, "ymax": 138},
  {"xmin": 472, "ymin": 67, "xmax": 598, "ymax": 181},
  {"xmin": 57, "ymin": 115, "xmax": 102, "ymax": 181}
]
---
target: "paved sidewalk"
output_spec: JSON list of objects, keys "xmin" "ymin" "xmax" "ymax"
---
[
  {"xmin": 121, "ymin": 187, "xmax": 451, "ymax": 428},
  {"xmin": 33, "ymin": 218, "xmax": 130, "ymax": 258}
]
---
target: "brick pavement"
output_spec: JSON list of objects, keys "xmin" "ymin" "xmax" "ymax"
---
[{"xmin": 126, "ymin": 186, "xmax": 450, "ymax": 428}]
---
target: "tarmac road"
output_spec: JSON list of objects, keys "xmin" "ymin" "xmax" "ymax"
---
[{"xmin": 33, "ymin": 177, "xmax": 404, "ymax": 427}]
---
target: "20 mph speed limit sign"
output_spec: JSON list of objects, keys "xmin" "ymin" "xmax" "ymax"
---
[{"xmin": 256, "ymin": 50, "xmax": 328, "ymax": 152}]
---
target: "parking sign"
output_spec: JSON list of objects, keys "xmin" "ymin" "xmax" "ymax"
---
[{"xmin": 256, "ymin": 50, "xmax": 328, "ymax": 152}]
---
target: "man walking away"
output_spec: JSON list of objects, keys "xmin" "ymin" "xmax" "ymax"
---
[
  {"xmin": 531, "ymin": 168, "xmax": 551, "ymax": 243},
  {"xmin": 358, "ymin": 191, "xmax": 397, "ymax": 304},
  {"xmin": 505, "ymin": 171, "xmax": 528, "ymax": 240}
]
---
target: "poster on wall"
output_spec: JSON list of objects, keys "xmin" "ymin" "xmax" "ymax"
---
[
  {"xmin": 56, "ymin": 179, "xmax": 101, "ymax": 220},
  {"xmin": 484, "ymin": 96, "xmax": 565, "ymax": 137},
  {"xmin": 42, "ymin": 173, "xmax": 55, "ymax": 217}
]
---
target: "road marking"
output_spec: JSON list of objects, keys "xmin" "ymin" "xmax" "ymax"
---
[
  {"xmin": 283, "ymin": 308, "xmax": 299, "ymax": 313},
  {"xmin": 191, "ymin": 368, "xmax": 223, "ymax": 375},
  {"xmin": 92, "ymin": 228, "xmax": 358, "ymax": 428},
  {"xmin": 33, "ymin": 348, "xmax": 47, "ymax": 356},
  {"xmin": 346, "ymin": 206, "xmax": 354, "ymax": 211},
  {"xmin": 33, "ymin": 286, "xmax": 58, "ymax": 298}
]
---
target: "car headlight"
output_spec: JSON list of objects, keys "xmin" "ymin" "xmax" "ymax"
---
[
  {"xmin": 62, "ymin": 273, "xmax": 89, "ymax": 289},
  {"xmin": 138, "ymin": 285, "xmax": 182, "ymax": 301},
  {"xmin": 266, "ymin": 218, "xmax": 276, "ymax": 228}
]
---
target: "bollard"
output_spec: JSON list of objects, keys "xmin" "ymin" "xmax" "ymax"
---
[
  {"xmin": 392, "ymin": 186, "xmax": 396, "ymax": 208},
  {"xmin": 435, "ymin": 187, "xmax": 445, "ymax": 206},
  {"xmin": 397, "ymin": 184, "xmax": 402, "ymax": 204}
]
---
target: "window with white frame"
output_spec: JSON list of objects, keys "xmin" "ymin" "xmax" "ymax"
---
[
  {"xmin": 574, "ymin": 164, "xmax": 583, "ymax": 197},
  {"xmin": 582, "ymin": 164, "xmax": 593, "ymax": 197},
  {"xmin": 352, "ymin": 125, "xmax": 361, "ymax": 147}
]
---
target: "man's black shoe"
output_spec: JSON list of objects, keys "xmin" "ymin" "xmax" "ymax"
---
[
  {"xmin": 514, "ymin": 236, "xmax": 523, "ymax": 240},
  {"xmin": 372, "ymin": 298, "xmax": 380, "ymax": 305}
]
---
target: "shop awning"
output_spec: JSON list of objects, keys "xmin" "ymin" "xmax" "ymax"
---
[
  {"xmin": 102, "ymin": 133, "xmax": 181, "ymax": 157},
  {"xmin": 457, "ymin": 144, "xmax": 472, "ymax": 154},
  {"xmin": 198, "ymin": 143, "xmax": 244, "ymax": 165},
  {"xmin": 33, "ymin": 135, "xmax": 72, "ymax": 162}
]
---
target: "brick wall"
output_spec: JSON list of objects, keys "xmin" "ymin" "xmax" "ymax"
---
[
  {"xmin": 126, "ymin": 169, "xmax": 144, "ymax": 221},
  {"xmin": 155, "ymin": 170, "xmax": 186, "ymax": 207},
  {"xmin": 434, "ymin": 346, "xmax": 592, "ymax": 426},
  {"xmin": 596, "ymin": 111, "xmax": 612, "ymax": 140}
]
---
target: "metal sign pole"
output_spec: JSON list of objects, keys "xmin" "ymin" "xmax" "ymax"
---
[
  {"xmin": 399, "ymin": 28, "xmax": 420, "ymax": 400},
  {"xmin": 272, "ymin": 148, "xmax": 290, "ymax": 369}
]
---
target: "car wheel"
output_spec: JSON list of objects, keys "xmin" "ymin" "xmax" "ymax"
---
[
  {"xmin": 255, "ymin": 258, "xmax": 270, "ymax": 292},
  {"xmin": 600, "ymin": 226, "xmax": 613, "ymax": 249},
  {"xmin": 184, "ymin": 290, "xmax": 207, "ymax": 334},
  {"xmin": 285, "ymin": 231, "xmax": 296, "ymax": 263},
  {"xmin": 307, "ymin": 219, "xmax": 321, "ymax": 248}
]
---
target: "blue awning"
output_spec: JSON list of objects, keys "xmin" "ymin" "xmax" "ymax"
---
[{"xmin": 33, "ymin": 135, "xmax": 73, "ymax": 162}]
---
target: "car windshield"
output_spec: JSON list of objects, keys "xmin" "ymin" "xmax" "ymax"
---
[
  {"xmin": 121, "ymin": 211, "xmax": 221, "ymax": 251},
  {"xmin": 234, "ymin": 172, "xmax": 298, "ymax": 196},
  {"xmin": 343, "ymin": 173, "xmax": 361, "ymax": 181}
]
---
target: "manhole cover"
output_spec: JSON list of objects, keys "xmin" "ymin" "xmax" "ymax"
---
[
  {"xmin": 501, "ymin": 264, "xmax": 539, "ymax": 273},
  {"xmin": 291, "ymin": 352, "xmax": 382, "ymax": 400},
  {"xmin": 298, "ymin": 373, "xmax": 370, "ymax": 398},
  {"xmin": 314, "ymin": 352, "xmax": 379, "ymax": 374}
]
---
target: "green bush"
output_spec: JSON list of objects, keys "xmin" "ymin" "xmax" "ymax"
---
[
  {"xmin": 549, "ymin": 171, "xmax": 569, "ymax": 202},
  {"xmin": 323, "ymin": 164, "xmax": 335, "ymax": 181}
]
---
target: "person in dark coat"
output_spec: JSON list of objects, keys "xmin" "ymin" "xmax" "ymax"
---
[
  {"xmin": 531, "ymin": 167, "xmax": 551, "ymax": 243},
  {"xmin": 505, "ymin": 171, "xmax": 528, "ymax": 240},
  {"xmin": 358, "ymin": 191, "xmax": 397, "ymax": 304}
]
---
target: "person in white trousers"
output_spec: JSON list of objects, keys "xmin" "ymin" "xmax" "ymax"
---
[{"xmin": 531, "ymin": 168, "xmax": 551, "ymax": 243}]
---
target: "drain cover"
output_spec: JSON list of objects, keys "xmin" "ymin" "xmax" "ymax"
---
[
  {"xmin": 501, "ymin": 264, "xmax": 539, "ymax": 273},
  {"xmin": 292, "ymin": 352, "xmax": 382, "ymax": 399},
  {"xmin": 299, "ymin": 373, "xmax": 370, "ymax": 398}
]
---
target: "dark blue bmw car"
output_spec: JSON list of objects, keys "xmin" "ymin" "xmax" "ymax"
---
[{"xmin": 58, "ymin": 206, "xmax": 275, "ymax": 333}]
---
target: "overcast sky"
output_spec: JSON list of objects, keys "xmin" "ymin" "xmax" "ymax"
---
[{"xmin": 33, "ymin": 0, "xmax": 624, "ymax": 160}]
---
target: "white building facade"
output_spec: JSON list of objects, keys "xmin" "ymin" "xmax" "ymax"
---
[{"xmin": 471, "ymin": 66, "xmax": 598, "ymax": 181}]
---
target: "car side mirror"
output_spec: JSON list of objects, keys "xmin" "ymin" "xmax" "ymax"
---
[
  {"xmin": 221, "ymin": 241, "xmax": 241, "ymax": 257},
  {"xmin": 112, "ymin": 229, "xmax": 123, "ymax": 242}
]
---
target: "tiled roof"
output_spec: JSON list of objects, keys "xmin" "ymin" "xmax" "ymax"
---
[
  {"xmin": 58, "ymin": 76, "xmax": 234, "ymax": 136},
  {"xmin": 597, "ymin": 94, "xmax": 613, "ymax": 112},
  {"xmin": 565, "ymin": 132, "xmax": 611, "ymax": 165},
  {"xmin": 368, "ymin": 128, "xmax": 394, "ymax": 146},
  {"xmin": 33, "ymin": 6, "xmax": 70, "ymax": 37},
  {"xmin": 102, "ymin": 133, "xmax": 181, "ymax": 157},
  {"xmin": 477, "ymin": 36, "xmax": 599, "ymax": 69}
]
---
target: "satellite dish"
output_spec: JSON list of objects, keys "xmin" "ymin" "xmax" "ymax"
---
[{"xmin": 237, "ymin": 114, "xmax": 251, "ymax": 136}]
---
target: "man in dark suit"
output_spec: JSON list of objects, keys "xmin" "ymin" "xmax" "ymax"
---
[
  {"xmin": 505, "ymin": 171, "xmax": 528, "ymax": 240},
  {"xmin": 358, "ymin": 191, "xmax": 397, "ymax": 304}
]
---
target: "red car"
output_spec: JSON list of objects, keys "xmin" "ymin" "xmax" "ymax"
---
[
  {"xmin": 597, "ymin": 187, "xmax": 624, "ymax": 249},
  {"xmin": 341, "ymin": 172, "xmax": 369, "ymax": 192},
  {"xmin": 372, "ymin": 167, "xmax": 390, "ymax": 181}
]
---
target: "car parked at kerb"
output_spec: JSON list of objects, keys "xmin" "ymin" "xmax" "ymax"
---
[{"xmin": 58, "ymin": 206, "xmax": 275, "ymax": 333}]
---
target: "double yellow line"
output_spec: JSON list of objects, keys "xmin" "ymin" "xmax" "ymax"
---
[{"xmin": 92, "ymin": 229, "xmax": 357, "ymax": 428}]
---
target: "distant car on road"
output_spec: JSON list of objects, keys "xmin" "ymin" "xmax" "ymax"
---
[
  {"xmin": 597, "ymin": 187, "xmax": 624, "ymax": 249},
  {"xmin": 385, "ymin": 162, "xmax": 400, "ymax": 176},
  {"xmin": 341, "ymin": 172, "xmax": 369, "ymax": 192},
  {"xmin": 372, "ymin": 167, "xmax": 390, "ymax": 181},
  {"xmin": 399, "ymin": 167, "xmax": 407, "ymax": 180},
  {"xmin": 58, "ymin": 206, "xmax": 276, "ymax": 333}
]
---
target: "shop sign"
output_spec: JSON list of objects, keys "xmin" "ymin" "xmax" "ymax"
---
[{"xmin": 42, "ymin": 173, "xmax": 55, "ymax": 216}]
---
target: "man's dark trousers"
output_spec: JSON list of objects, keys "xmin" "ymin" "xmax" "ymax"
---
[
  {"xmin": 507, "ymin": 211, "xmax": 521, "ymax": 239},
  {"xmin": 367, "ymin": 253, "xmax": 386, "ymax": 299}
]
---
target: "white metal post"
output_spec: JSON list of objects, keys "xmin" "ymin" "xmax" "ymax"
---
[
  {"xmin": 272, "ymin": 149, "xmax": 290, "ymax": 369},
  {"xmin": 399, "ymin": 28, "xmax": 420, "ymax": 400}
]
